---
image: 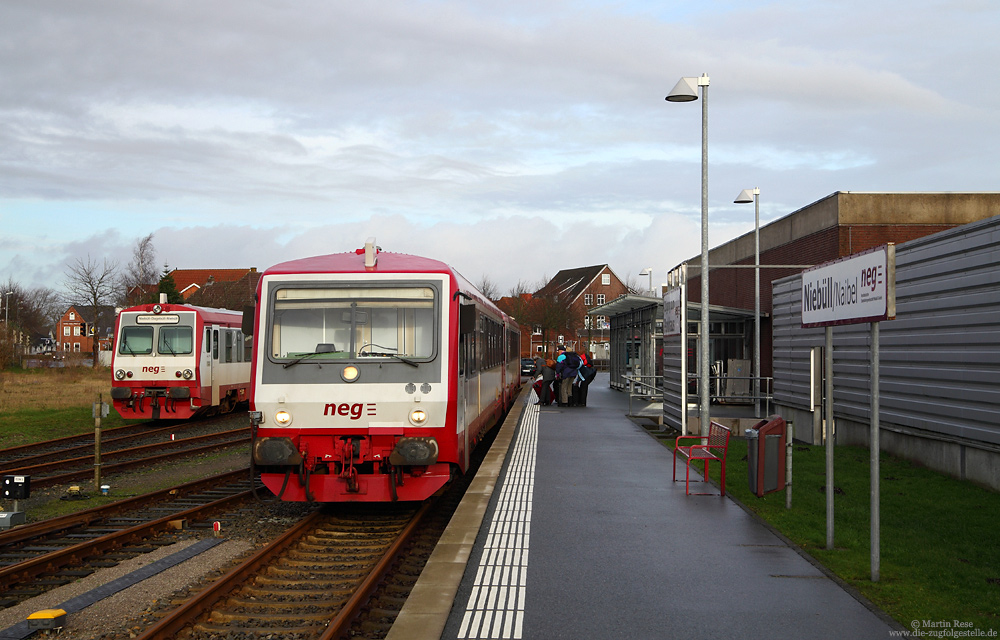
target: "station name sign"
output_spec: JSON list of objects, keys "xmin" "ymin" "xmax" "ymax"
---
[
  {"xmin": 663, "ymin": 286, "xmax": 682, "ymax": 337},
  {"xmin": 801, "ymin": 244, "xmax": 896, "ymax": 328}
]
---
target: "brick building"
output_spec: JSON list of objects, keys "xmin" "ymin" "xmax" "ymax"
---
[
  {"xmin": 669, "ymin": 191, "xmax": 1000, "ymax": 394},
  {"xmin": 168, "ymin": 268, "xmax": 258, "ymax": 301},
  {"xmin": 500, "ymin": 265, "xmax": 629, "ymax": 359},
  {"xmin": 55, "ymin": 305, "xmax": 116, "ymax": 356}
]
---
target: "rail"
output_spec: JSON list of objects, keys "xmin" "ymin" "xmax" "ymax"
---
[
  {"xmin": 623, "ymin": 373, "xmax": 775, "ymax": 416},
  {"xmin": 685, "ymin": 373, "xmax": 774, "ymax": 415},
  {"xmin": 624, "ymin": 374, "xmax": 662, "ymax": 416}
]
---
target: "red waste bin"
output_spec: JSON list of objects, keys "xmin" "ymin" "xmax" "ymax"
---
[{"xmin": 746, "ymin": 415, "xmax": 786, "ymax": 497}]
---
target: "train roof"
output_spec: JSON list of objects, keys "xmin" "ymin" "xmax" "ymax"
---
[
  {"xmin": 261, "ymin": 250, "xmax": 455, "ymax": 278},
  {"xmin": 258, "ymin": 246, "xmax": 513, "ymax": 325}
]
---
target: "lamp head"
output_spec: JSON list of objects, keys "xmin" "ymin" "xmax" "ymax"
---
[
  {"xmin": 734, "ymin": 189, "xmax": 755, "ymax": 204},
  {"xmin": 665, "ymin": 77, "xmax": 699, "ymax": 102}
]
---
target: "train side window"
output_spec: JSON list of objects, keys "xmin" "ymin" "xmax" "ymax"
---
[
  {"xmin": 225, "ymin": 330, "xmax": 234, "ymax": 363},
  {"xmin": 459, "ymin": 338, "xmax": 466, "ymax": 378},
  {"xmin": 205, "ymin": 328, "xmax": 211, "ymax": 353},
  {"xmin": 213, "ymin": 329, "xmax": 219, "ymax": 360}
]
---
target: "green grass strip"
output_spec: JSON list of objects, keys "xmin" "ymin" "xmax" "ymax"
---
[{"xmin": 661, "ymin": 435, "xmax": 1000, "ymax": 632}]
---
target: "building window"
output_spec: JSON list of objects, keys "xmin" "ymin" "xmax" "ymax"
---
[
  {"xmin": 584, "ymin": 293, "xmax": 593, "ymax": 306},
  {"xmin": 584, "ymin": 316, "xmax": 591, "ymax": 329},
  {"xmin": 63, "ymin": 342, "xmax": 69, "ymax": 350},
  {"xmin": 601, "ymin": 274, "xmax": 610, "ymax": 285},
  {"xmin": 532, "ymin": 324, "xmax": 542, "ymax": 335},
  {"xmin": 63, "ymin": 326, "xmax": 70, "ymax": 336},
  {"xmin": 73, "ymin": 342, "xmax": 81, "ymax": 352},
  {"xmin": 597, "ymin": 315, "xmax": 608, "ymax": 329},
  {"xmin": 73, "ymin": 326, "xmax": 82, "ymax": 336},
  {"xmin": 597, "ymin": 294, "xmax": 606, "ymax": 305},
  {"xmin": 69, "ymin": 312, "xmax": 76, "ymax": 320},
  {"xmin": 536, "ymin": 345, "xmax": 543, "ymax": 353}
]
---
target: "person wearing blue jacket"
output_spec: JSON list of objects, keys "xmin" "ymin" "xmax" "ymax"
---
[{"xmin": 555, "ymin": 346, "xmax": 583, "ymax": 406}]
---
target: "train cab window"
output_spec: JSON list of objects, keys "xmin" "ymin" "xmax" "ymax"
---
[
  {"xmin": 270, "ymin": 285, "xmax": 438, "ymax": 362},
  {"xmin": 158, "ymin": 326, "xmax": 193, "ymax": 355},
  {"xmin": 119, "ymin": 326, "xmax": 153, "ymax": 355},
  {"xmin": 213, "ymin": 329, "xmax": 219, "ymax": 360}
]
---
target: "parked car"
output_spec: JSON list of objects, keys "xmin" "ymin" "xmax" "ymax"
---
[{"xmin": 520, "ymin": 357, "xmax": 537, "ymax": 377}]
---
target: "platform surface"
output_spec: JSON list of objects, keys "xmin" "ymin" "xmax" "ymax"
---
[{"xmin": 394, "ymin": 373, "xmax": 900, "ymax": 640}]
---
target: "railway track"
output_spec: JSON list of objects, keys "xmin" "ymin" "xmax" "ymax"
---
[
  {"xmin": 136, "ymin": 503, "xmax": 428, "ymax": 640},
  {"xmin": 0, "ymin": 421, "xmax": 162, "ymax": 461},
  {"xmin": 0, "ymin": 428, "xmax": 250, "ymax": 489},
  {"xmin": 0, "ymin": 414, "xmax": 238, "ymax": 467},
  {"xmin": 0, "ymin": 469, "xmax": 258, "ymax": 609}
]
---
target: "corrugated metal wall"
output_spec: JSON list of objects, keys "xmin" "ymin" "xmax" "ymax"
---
[{"xmin": 773, "ymin": 215, "xmax": 1000, "ymax": 446}]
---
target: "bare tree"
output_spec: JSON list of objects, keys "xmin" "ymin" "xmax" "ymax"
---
[
  {"xmin": 119, "ymin": 233, "xmax": 158, "ymax": 306},
  {"xmin": 475, "ymin": 274, "xmax": 501, "ymax": 302},
  {"xmin": 1, "ymin": 279, "xmax": 61, "ymax": 336},
  {"xmin": 622, "ymin": 271, "xmax": 644, "ymax": 295},
  {"xmin": 64, "ymin": 255, "xmax": 120, "ymax": 368}
]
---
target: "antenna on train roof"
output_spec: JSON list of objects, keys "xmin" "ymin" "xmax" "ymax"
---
[{"xmin": 364, "ymin": 237, "xmax": 378, "ymax": 268}]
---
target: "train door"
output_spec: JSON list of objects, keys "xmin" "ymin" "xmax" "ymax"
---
[
  {"xmin": 201, "ymin": 325, "xmax": 213, "ymax": 405},
  {"xmin": 458, "ymin": 303, "xmax": 477, "ymax": 469},
  {"xmin": 211, "ymin": 327, "xmax": 221, "ymax": 405}
]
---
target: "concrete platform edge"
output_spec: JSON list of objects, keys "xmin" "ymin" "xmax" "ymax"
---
[{"xmin": 385, "ymin": 391, "xmax": 526, "ymax": 640}]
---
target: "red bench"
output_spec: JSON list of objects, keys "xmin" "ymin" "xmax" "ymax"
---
[{"xmin": 672, "ymin": 421, "xmax": 732, "ymax": 496}]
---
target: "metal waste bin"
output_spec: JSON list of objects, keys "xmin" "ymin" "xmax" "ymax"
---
[{"xmin": 745, "ymin": 416, "xmax": 786, "ymax": 497}]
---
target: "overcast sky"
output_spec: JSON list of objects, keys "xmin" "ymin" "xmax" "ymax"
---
[{"xmin": 3, "ymin": 0, "xmax": 998, "ymax": 296}]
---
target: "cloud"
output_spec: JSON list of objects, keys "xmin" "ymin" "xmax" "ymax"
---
[{"xmin": 2, "ymin": 0, "xmax": 1000, "ymax": 295}]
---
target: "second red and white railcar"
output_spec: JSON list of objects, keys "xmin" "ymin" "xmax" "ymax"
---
[
  {"xmin": 247, "ymin": 239, "xmax": 521, "ymax": 502},
  {"xmin": 111, "ymin": 299, "xmax": 251, "ymax": 420}
]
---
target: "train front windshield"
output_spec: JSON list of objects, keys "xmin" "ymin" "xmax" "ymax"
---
[
  {"xmin": 118, "ymin": 322, "xmax": 194, "ymax": 356},
  {"xmin": 270, "ymin": 285, "xmax": 437, "ymax": 362}
]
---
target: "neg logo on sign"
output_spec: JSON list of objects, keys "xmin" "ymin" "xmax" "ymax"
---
[{"xmin": 801, "ymin": 244, "xmax": 896, "ymax": 328}]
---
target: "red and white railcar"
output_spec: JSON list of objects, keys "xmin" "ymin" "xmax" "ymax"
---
[
  {"xmin": 110, "ymin": 298, "xmax": 250, "ymax": 420},
  {"xmin": 247, "ymin": 239, "xmax": 521, "ymax": 502}
]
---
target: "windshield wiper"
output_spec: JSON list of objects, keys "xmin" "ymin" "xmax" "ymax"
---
[
  {"xmin": 358, "ymin": 343, "xmax": 419, "ymax": 367},
  {"xmin": 282, "ymin": 351, "xmax": 327, "ymax": 368},
  {"xmin": 361, "ymin": 351, "xmax": 419, "ymax": 368}
]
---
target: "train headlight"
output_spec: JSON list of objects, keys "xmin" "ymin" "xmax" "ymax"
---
[
  {"xmin": 274, "ymin": 410, "xmax": 292, "ymax": 426},
  {"xmin": 408, "ymin": 408, "xmax": 428, "ymax": 426},
  {"xmin": 182, "ymin": 369, "xmax": 194, "ymax": 380},
  {"xmin": 115, "ymin": 369, "xmax": 127, "ymax": 380},
  {"xmin": 341, "ymin": 365, "xmax": 360, "ymax": 383}
]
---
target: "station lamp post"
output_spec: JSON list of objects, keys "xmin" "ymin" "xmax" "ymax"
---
[
  {"xmin": 667, "ymin": 73, "xmax": 710, "ymax": 433},
  {"xmin": 735, "ymin": 187, "xmax": 761, "ymax": 417},
  {"xmin": 639, "ymin": 268, "xmax": 654, "ymax": 296}
]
